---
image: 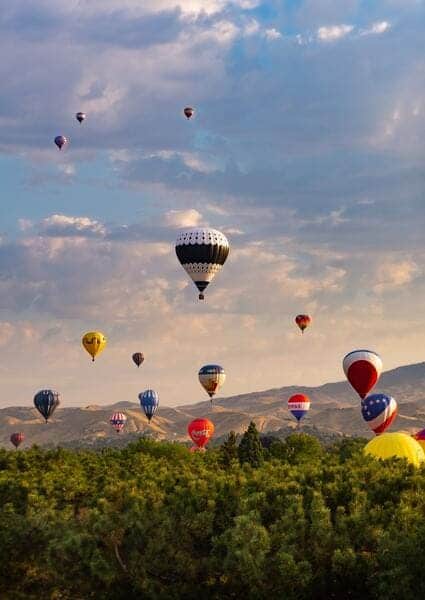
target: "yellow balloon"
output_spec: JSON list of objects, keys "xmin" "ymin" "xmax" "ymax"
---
[
  {"xmin": 82, "ymin": 331, "xmax": 107, "ymax": 362},
  {"xmin": 364, "ymin": 432, "xmax": 425, "ymax": 468}
]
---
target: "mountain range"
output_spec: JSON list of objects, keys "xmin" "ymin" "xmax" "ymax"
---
[{"xmin": 1, "ymin": 361, "xmax": 425, "ymax": 448}]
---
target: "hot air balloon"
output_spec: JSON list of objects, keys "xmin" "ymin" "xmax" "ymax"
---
[
  {"xmin": 132, "ymin": 352, "xmax": 144, "ymax": 368},
  {"xmin": 188, "ymin": 418, "xmax": 214, "ymax": 449},
  {"xmin": 184, "ymin": 107, "xmax": 194, "ymax": 119},
  {"xmin": 413, "ymin": 429, "xmax": 425, "ymax": 451},
  {"xmin": 295, "ymin": 314, "xmax": 311, "ymax": 334},
  {"xmin": 82, "ymin": 331, "xmax": 107, "ymax": 362},
  {"xmin": 175, "ymin": 228, "xmax": 229, "ymax": 300},
  {"xmin": 139, "ymin": 389, "xmax": 159, "ymax": 422},
  {"xmin": 288, "ymin": 394, "xmax": 310, "ymax": 425},
  {"xmin": 110, "ymin": 412, "xmax": 127, "ymax": 433},
  {"xmin": 343, "ymin": 350, "xmax": 382, "ymax": 399},
  {"xmin": 364, "ymin": 432, "xmax": 424, "ymax": 467},
  {"xmin": 34, "ymin": 390, "xmax": 60, "ymax": 423},
  {"xmin": 361, "ymin": 393, "xmax": 397, "ymax": 435},
  {"xmin": 76, "ymin": 112, "xmax": 86, "ymax": 123},
  {"xmin": 198, "ymin": 365, "xmax": 226, "ymax": 400},
  {"xmin": 10, "ymin": 433, "xmax": 24, "ymax": 449},
  {"xmin": 54, "ymin": 135, "xmax": 67, "ymax": 150}
]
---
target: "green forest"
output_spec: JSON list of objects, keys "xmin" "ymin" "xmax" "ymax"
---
[{"xmin": 1, "ymin": 425, "xmax": 425, "ymax": 599}]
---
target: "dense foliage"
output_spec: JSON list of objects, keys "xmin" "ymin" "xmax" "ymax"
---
[{"xmin": 1, "ymin": 430, "xmax": 425, "ymax": 599}]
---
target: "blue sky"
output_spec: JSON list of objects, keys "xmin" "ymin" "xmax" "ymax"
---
[{"xmin": 0, "ymin": 0, "xmax": 424, "ymax": 407}]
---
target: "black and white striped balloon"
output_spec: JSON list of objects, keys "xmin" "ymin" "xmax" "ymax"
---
[{"xmin": 175, "ymin": 228, "xmax": 229, "ymax": 300}]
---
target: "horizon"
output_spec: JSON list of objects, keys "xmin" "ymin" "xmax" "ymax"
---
[{"xmin": 1, "ymin": 1, "xmax": 424, "ymax": 408}]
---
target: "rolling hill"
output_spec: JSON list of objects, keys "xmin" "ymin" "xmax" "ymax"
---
[{"xmin": 1, "ymin": 361, "xmax": 425, "ymax": 448}]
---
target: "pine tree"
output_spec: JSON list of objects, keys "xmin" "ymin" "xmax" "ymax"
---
[
  {"xmin": 238, "ymin": 421, "xmax": 264, "ymax": 468},
  {"xmin": 220, "ymin": 431, "xmax": 238, "ymax": 467}
]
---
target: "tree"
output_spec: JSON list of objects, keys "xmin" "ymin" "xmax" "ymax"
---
[
  {"xmin": 220, "ymin": 431, "xmax": 238, "ymax": 467},
  {"xmin": 238, "ymin": 421, "xmax": 264, "ymax": 468}
]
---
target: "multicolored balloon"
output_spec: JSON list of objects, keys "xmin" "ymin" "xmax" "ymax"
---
[
  {"xmin": 76, "ymin": 112, "xmax": 86, "ymax": 123},
  {"xmin": 188, "ymin": 418, "xmax": 214, "ymax": 449},
  {"xmin": 361, "ymin": 393, "xmax": 397, "ymax": 435},
  {"xmin": 54, "ymin": 135, "xmax": 67, "ymax": 150},
  {"xmin": 198, "ymin": 365, "xmax": 226, "ymax": 400},
  {"xmin": 414, "ymin": 429, "xmax": 425, "ymax": 451},
  {"xmin": 288, "ymin": 394, "xmax": 311, "ymax": 423},
  {"xmin": 184, "ymin": 107, "xmax": 194, "ymax": 119},
  {"xmin": 10, "ymin": 432, "xmax": 24, "ymax": 449},
  {"xmin": 139, "ymin": 389, "xmax": 159, "ymax": 422},
  {"xmin": 175, "ymin": 228, "xmax": 229, "ymax": 300},
  {"xmin": 295, "ymin": 314, "xmax": 311, "ymax": 334},
  {"xmin": 34, "ymin": 390, "xmax": 60, "ymax": 423},
  {"xmin": 82, "ymin": 331, "xmax": 107, "ymax": 362},
  {"xmin": 343, "ymin": 349, "xmax": 382, "ymax": 399},
  {"xmin": 132, "ymin": 352, "xmax": 144, "ymax": 368},
  {"xmin": 110, "ymin": 412, "xmax": 127, "ymax": 433}
]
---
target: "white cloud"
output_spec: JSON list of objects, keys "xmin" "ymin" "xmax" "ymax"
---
[
  {"xmin": 39, "ymin": 214, "xmax": 107, "ymax": 238},
  {"xmin": 264, "ymin": 28, "xmax": 282, "ymax": 40},
  {"xmin": 164, "ymin": 209, "xmax": 203, "ymax": 228},
  {"xmin": 362, "ymin": 21, "xmax": 391, "ymax": 36},
  {"xmin": 317, "ymin": 24, "xmax": 354, "ymax": 42},
  {"xmin": 373, "ymin": 259, "xmax": 420, "ymax": 293}
]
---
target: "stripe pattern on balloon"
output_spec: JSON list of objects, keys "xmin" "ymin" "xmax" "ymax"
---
[
  {"xmin": 139, "ymin": 389, "xmax": 159, "ymax": 422},
  {"xmin": 361, "ymin": 393, "xmax": 397, "ymax": 435}
]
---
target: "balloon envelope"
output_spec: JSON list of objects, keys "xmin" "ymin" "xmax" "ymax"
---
[
  {"xmin": 361, "ymin": 393, "xmax": 397, "ymax": 435},
  {"xmin": 175, "ymin": 228, "xmax": 229, "ymax": 300},
  {"xmin": 295, "ymin": 314, "xmax": 311, "ymax": 333},
  {"xmin": 82, "ymin": 331, "xmax": 107, "ymax": 361},
  {"xmin": 10, "ymin": 432, "xmax": 24, "ymax": 448},
  {"xmin": 343, "ymin": 349, "xmax": 382, "ymax": 399},
  {"xmin": 110, "ymin": 412, "xmax": 127, "ymax": 433},
  {"xmin": 198, "ymin": 364, "xmax": 226, "ymax": 399},
  {"xmin": 132, "ymin": 352, "xmax": 144, "ymax": 368},
  {"xmin": 54, "ymin": 135, "xmax": 67, "ymax": 150},
  {"xmin": 139, "ymin": 389, "xmax": 159, "ymax": 422},
  {"xmin": 76, "ymin": 112, "xmax": 86, "ymax": 123},
  {"xmin": 288, "ymin": 394, "xmax": 310, "ymax": 422},
  {"xmin": 184, "ymin": 107, "xmax": 194, "ymax": 119},
  {"xmin": 188, "ymin": 418, "xmax": 214, "ymax": 449},
  {"xmin": 34, "ymin": 389, "xmax": 60, "ymax": 422},
  {"xmin": 413, "ymin": 429, "xmax": 425, "ymax": 451},
  {"xmin": 364, "ymin": 432, "xmax": 424, "ymax": 467}
]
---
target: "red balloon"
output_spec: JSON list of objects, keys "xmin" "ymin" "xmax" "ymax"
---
[
  {"xmin": 188, "ymin": 418, "xmax": 214, "ymax": 449},
  {"xmin": 295, "ymin": 314, "xmax": 311, "ymax": 333},
  {"xmin": 184, "ymin": 107, "xmax": 194, "ymax": 119},
  {"xmin": 10, "ymin": 432, "xmax": 24, "ymax": 448},
  {"xmin": 343, "ymin": 350, "xmax": 382, "ymax": 399}
]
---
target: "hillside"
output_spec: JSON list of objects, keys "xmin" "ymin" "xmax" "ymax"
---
[{"xmin": 1, "ymin": 361, "xmax": 425, "ymax": 448}]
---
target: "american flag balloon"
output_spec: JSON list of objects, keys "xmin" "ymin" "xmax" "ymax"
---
[
  {"xmin": 110, "ymin": 412, "xmax": 127, "ymax": 433},
  {"xmin": 361, "ymin": 393, "xmax": 397, "ymax": 435}
]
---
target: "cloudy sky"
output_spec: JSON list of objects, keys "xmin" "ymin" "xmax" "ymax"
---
[{"xmin": 0, "ymin": 0, "xmax": 424, "ymax": 408}]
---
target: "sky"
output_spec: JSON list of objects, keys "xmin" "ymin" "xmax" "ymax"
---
[{"xmin": 0, "ymin": 0, "xmax": 424, "ymax": 408}]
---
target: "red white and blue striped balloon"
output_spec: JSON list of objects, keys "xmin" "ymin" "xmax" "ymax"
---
[
  {"xmin": 361, "ymin": 394, "xmax": 397, "ymax": 435},
  {"xmin": 288, "ymin": 394, "xmax": 311, "ymax": 423},
  {"xmin": 110, "ymin": 412, "xmax": 127, "ymax": 433},
  {"xmin": 343, "ymin": 349, "xmax": 382, "ymax": 399}
]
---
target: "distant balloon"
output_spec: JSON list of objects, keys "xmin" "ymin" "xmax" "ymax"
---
[
  {"xmin": 198, "ymin": 365, "xmax": 226, "ymax": 400},
  {"xmin": 364, "ymin": 432, "xmax": 424, "ymax": 467},
  {"xmin": 295, "ymin": 314, "xmax": 311, "ymax": 334},
  {"xmin": 10, "ymin": 432, "xmax": 24, "ymax": 449},
  {"xmin": 188, "ymin": 418, "xmax": 214, "ymax": 449},
  {"xmin": 361, "ymin": 393, "xmax": 397, "ymax": 435},
  {"xmin": 132, "ymin": 352, "xmax": 144, "ymax": 368},
  {"xmin": 288, "ymin": 394, "xmax": 311, "ymax": 423},
  {"xmin": 184, "ymin": 107, "xmax": 194, "ymax": 119},
  {"xmin": 175, "ymin": 228, "xmax": 229, "ymax": 300},
  {"xmin": 82, "ymin": 331, "xmax": 107, "ymax": 362},
  {"xmin": 76, "ymin": 112, "xmax": 86, "ymax": 123},
  {"xmin": 54, "ymin": 135, "xmax": 67, "ymax": 150},
  {"xmin": 139, "ymin": 389, "xmax": 159, "ymax": 422},
  {"xmin": 110, "ymin": 412, "xmax": 127, "ymax": 433},
  {"xmin": 343, "ymin": 349, "xmax": 382, "ymax": 399},
  {"xmin": 34, "ymin": 389, "xmax": 60, "ymax": 423}
]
